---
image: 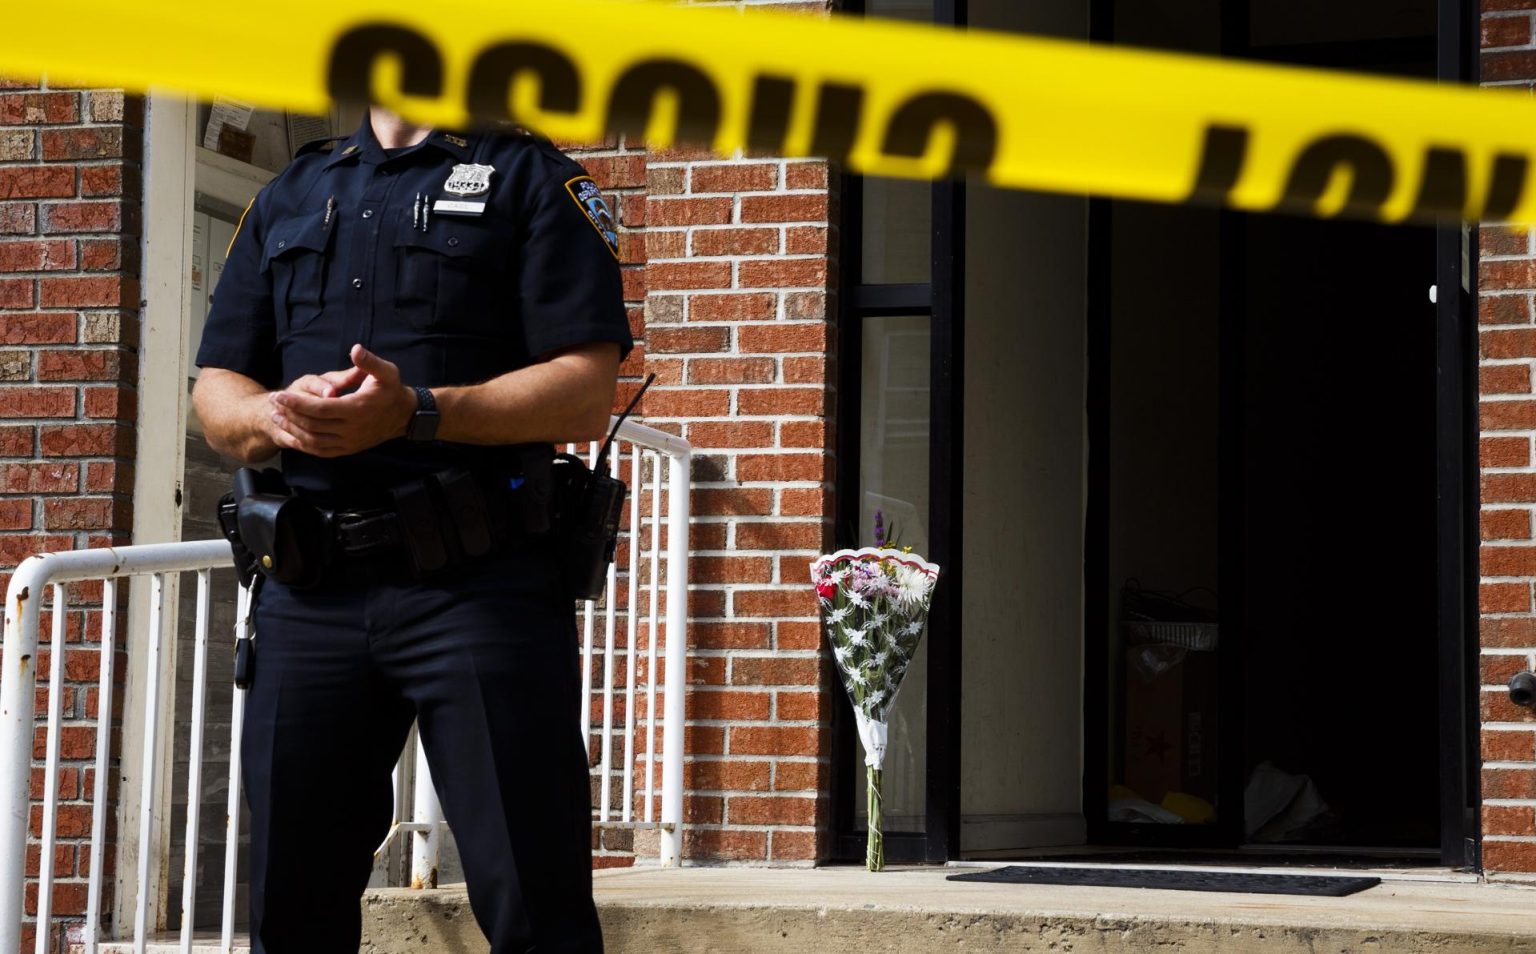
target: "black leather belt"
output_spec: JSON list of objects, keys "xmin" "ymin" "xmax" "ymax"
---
[{"xmin": 332, "ymin": 507, "xmax": 405, "ymax": 557}]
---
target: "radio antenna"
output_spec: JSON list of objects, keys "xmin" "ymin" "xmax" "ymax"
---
[{"xmin": 594, "ymin": 372, "xmax": 655, "ymax": 476}]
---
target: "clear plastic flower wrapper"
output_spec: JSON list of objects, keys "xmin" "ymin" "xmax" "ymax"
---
[{"xmin": 810, "ymin": 543, "xmax": 940, "ymax": 871}]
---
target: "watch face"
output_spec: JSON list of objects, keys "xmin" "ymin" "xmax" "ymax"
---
[{"xmin": 409, "ymin": 410, "xmax": 440, "ymax": 441}]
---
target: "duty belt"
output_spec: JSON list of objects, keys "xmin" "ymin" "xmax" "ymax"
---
[{"xmin": 217, "ymin": 458, "xmax": 554, "ymax": 592}]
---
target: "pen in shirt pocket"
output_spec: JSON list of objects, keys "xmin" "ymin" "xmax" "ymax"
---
[{"xmin": 323, "ymin": 195, "xmax": 336, "ymax": 230}]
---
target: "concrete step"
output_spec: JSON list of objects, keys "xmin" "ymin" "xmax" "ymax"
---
[{"xmin": 97, "ymin": 864, "xmax": 1536, "ymax": 953}]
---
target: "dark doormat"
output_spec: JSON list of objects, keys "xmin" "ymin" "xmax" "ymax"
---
[
  {"xmin": 946, "ymin": 866, "xmax": 1381, "ymax": 897},
  {"xmin": 1008, "ymin": 850, "xmax": 1430, "ymax": 870}
]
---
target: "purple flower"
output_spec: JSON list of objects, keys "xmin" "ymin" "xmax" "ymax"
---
[{"xmin": 873, "ymin": 510, "xmax": 886, "ymax": 547}]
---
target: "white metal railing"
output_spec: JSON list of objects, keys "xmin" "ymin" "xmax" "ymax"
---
[
  {"xmin": 0, "ymin": 419, "xmax": 689, "ymax": 952},
  {"xmin": 566, "ymin": 422, "xmax": 691, "ymax": 837}
]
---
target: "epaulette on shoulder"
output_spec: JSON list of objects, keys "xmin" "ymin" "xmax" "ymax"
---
[
  {"xmin": 523, "ymin": 131, "xmax": 586, "ymax": 165},
  {"xmin": 294, "ymin": 135, "xmax": 347, "ymax": 158}
]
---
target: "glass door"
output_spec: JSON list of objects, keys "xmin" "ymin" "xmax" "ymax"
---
[{"xmin": 834, "ymin": 0, "xmax": 967, "ymax": 863}]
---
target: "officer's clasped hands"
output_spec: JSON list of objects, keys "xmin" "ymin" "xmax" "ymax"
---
[{"xmin": 266, "ymin": 343, "xmax": 417, "ymax": 458}]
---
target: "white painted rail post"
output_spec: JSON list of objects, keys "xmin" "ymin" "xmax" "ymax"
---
[
  {"xmin": 411, "ymin": 733, "xmax": 441, "ymax": 889},
  {"xmin": 0, "ymin": 559, "xmax": 53, "ymax": 954},
  {"xmin": 659, "ymin": 444, "xmax": 690, "ymax": 866}
]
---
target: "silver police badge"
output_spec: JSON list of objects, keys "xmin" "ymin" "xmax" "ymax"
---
[{"xmin": 444, "ymin": 163, "xmax": 495, "ymax": 197}]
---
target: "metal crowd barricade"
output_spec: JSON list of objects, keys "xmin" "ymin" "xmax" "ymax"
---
[{"xmin": 0, "ymin": 418, "xmax": 690, "ymax": 952}]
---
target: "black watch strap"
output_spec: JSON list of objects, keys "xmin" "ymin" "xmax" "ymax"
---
[{"xmin": 406, "ymin": 385, "xmax": 440, "ymax": 442}]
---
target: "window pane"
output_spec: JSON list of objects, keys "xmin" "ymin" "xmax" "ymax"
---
[
  {"xmin": 861, "ymin": 177, "xmax": 932, "ymax": 285},
  {"xmin": 854, "ymin": 314, "xmax": 931, "ymax": 833},
  {"xmin": 867, "ymin": 0, "xmax": 934, "ymax": 22}
]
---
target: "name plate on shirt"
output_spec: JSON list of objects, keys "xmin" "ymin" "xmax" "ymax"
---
[{"xmin": 433, "ymin": 199, "xmax": 487, "ymax": 216}]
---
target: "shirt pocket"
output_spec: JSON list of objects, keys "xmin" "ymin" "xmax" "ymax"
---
[
  {"xmin": 261, "ymin": 210, "xmax": 332, "ymax": 336},
  {"xmin": 392, "ymin": 216, "xmax": 510, "ymax": 334}
]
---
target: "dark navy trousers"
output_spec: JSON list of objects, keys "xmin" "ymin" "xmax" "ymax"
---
[{"xmin": 241, "ymin": 546, "xmax": 602, "ymax": 953}]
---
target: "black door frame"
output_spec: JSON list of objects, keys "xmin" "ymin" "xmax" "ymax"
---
[
  {"xmin": 831, "ymin": 0, "xmax": 967, "ymax": 863},
  {"xmin": 1082, "ymin": 0, "xmax": 1480, "ymax": 866},
  {"xmin": 1435, "ymin": 0, "xmax": 1483, "ymax": 870}
]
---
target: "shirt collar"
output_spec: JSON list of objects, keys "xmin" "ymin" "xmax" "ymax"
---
[{"xmin": 324, "ymin": 118, "xmax": 476, "ymax": 169}]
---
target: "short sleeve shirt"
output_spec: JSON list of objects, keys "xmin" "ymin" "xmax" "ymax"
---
[{"xmin": 195, "ymin": 118, "xmax": 633, "ymax": 496}]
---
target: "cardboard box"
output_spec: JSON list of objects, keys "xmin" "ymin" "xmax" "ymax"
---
[{"xmin": 1122, "ymin": 646, "xmax": 1220, "ymax": 808}]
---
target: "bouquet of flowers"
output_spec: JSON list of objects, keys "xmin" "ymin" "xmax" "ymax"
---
[{"xmin": 810, "ymin": 514, "xmax": 940, "ymax": 871}]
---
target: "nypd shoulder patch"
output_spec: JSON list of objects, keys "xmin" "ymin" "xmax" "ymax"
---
[{"xmin": 564, "ymin": 176, "xmax": 620, "ymax": 260}]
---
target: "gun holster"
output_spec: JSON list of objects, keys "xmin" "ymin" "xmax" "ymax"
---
[{"xmin": 217, "ymin": 468, "xmax": 329, "ymax": 590}]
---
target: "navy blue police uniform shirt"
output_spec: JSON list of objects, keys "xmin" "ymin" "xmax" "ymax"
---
[{"xmin": 195, "ymin": 118, "xmax": 633, "ymax": 500}]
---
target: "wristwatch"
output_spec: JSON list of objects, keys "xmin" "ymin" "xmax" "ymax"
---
[{"xmin": 405, "ymin": 385, "xmax": 440, "ymax": 442}]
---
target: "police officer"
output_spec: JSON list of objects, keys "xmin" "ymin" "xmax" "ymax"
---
[{"xmin": 192, "ymin": 106, "xmax": 632, "ymax": 953}]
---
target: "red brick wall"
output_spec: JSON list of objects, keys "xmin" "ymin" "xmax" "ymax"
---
[
  {"xmin": 0, "ymin": 78, "xmax": 141, "ymax": 945},
  {"xmin": 568, "ymin": 0, "xmax": 838, "ymax": 868},
  {"xmin": 1479, "ymin": 1, "xmax": 1536, "ymax": 876},
  {"xmin": 642, "ymin": 143, "xmax": 835, "ymax": 862}
]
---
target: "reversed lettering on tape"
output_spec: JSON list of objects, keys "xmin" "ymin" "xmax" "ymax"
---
[
  {"xmin": 325, "ymin": 25, "xmax": 998, "ymax": 180},
  {"xmin": 1188, "ymin": 124, "xmax": 1531, "ymax": 221}
]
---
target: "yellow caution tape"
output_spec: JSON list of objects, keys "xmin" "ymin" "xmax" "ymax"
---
[{"xmin": 2, "ymin": 0, "xmax": 1533, "ymax": 223}]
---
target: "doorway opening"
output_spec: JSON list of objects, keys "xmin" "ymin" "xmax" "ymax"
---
[
  {"xmin": 1079, "ymin": 0, "xmax": 1477, "ymax": 865},
  {"xmin": 834, "ymin": 0, "xmax": 1478, "ymax": 868}
]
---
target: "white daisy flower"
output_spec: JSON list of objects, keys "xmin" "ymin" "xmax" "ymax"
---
[{"xmin": 896, "ymin": 566, "xmax": 935, "ymax": 608}]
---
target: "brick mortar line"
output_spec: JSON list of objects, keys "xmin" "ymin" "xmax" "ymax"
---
[
  {"xmin": 650, "ymin": 383, "xmax": 829, "ymax": 389},
  {"xmin": 685, "ymin": 754, "xmax": 823, "ymax": 761},
  {"xmin": 655, "ymin": 223, "xmax": 826, "ymax": 231},
  {"xmin": 689, "ymin": 720, "xmax": 821, "ymax": 728},
  {"xmin": 654, "ymin": 254, "xmax": 826, "ymax": 264},
  {"xmin": 672, "ymin": 817, "xmax": 817, "ymax": 823},
  {"xmin": 661, "ymin": 189, "xmax": 826, "ymax": 198}
]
